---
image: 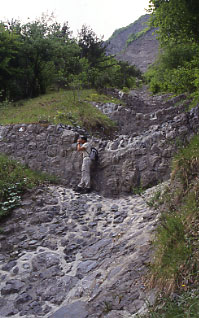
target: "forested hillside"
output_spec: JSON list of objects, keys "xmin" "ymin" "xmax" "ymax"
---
[{"xmin": 0, "ymin": 17, "xmax": 141, "ymax": 103}]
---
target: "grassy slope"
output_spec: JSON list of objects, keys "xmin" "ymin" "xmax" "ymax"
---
[
  {"xmin": 143, "ymin": 135, "xmax": 199, "ymax": 318},
  {"xmin": 0, "ymin": 89, "xmax": 121, "ymax": 135}
]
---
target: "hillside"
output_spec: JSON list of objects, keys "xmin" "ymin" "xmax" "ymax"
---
[
  {"xmin": 1, "ymin": 4, "xmax": 199, "ymax": 317},
  {"xmin": 0, "ymin": 87, "xmax": 199, "ymax": 317},
  {"xmin": 106, "ymin": 14, "xmax": 159, "ymax": 72}
]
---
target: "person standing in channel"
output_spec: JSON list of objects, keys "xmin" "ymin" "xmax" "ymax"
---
[{"xmin": 75, "ymin": 136, "xmax": 92, "ymax": 194}]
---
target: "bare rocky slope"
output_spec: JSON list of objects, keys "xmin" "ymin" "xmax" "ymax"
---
[{"xmin": 106, "ymin": 15, "xmax": 159, "ymax": 72}]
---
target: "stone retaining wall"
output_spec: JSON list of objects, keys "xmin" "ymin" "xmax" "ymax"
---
[
  {"xmin": 0, "ymin": 124, "xmax": 86, "ymax": 189},
  {"xmin": 0, "ymin": 106, "xmax": 199, "ymax": 196}
]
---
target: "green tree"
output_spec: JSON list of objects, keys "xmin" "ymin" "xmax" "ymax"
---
[
  {"xmin": 78, "ymin": 25, "xmax": 107, "ymax": 67},
  {"xmin": 0, "ymin": 17, "xmax": 143, "ymax": 101},
  {"xmin": 17, "ymin": 19, "xmax": 68, "ymax": 97},
  {"xmin": 0, "ymin": 23, "xmax": 20, "ymax": 100},
  {"xmin": 149, "ymin": 0, "xmax": 199, "ymax": 44},
  {"xmin": 4, "ymin": 18, "xmax": 81, "ymax": 99},
  {"xmin": 85, "ymin": 56, "xmax": 141, "ymax": 89},
  {"xmin": 145, "ymin": 42, "xmax": 199, "ymax": 94}
]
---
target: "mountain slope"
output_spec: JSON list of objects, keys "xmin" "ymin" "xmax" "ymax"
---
[{"xmin": 106, "ymin": 14, "xmax": 159, "ymax": 72}]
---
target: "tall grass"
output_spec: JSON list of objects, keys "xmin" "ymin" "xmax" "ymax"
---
[
  {"xmin": 141, "ymin": 291, "xmax": 199, "ymax": 318},
  {"xmin": 0, "ymin": 89, "xmax": 118, "ymax": 135},
  {"xmin": 149, "ymin": 137, "xmax": 199, "ymax": 292},
  {"xmin": 145, "ymin": 135, "xmax": 199, "ymax": 315}
]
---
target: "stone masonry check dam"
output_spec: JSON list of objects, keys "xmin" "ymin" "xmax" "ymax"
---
[{"xmin": 1, "ymin": 88, "xmax": 199, "ymax": 317}]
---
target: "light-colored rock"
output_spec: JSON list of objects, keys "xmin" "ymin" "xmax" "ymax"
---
[{"xmin": 49, "ymin": 301, "xmax": 88, "ymax": 318}]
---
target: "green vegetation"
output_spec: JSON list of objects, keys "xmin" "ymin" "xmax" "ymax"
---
[
  {"xmin": 149, "ymin": 0, "xmax": 199, "ymax": 44},
  {"xmin": 141, "ymin": 291, "xmax": 199, "ymax": 318},
  {"xmin": 103, "ymin": 301, "xmax": 113, "ymax": 314},
  {"xmin": 0, "ymin": 17, "xmax": 141, "ymax": 103},
  {"xmin": 0, "ymin": 89, "xmax": 117, "ymax": 135},
  {"xmin": 145, "ymin": 0, "xmax": 199, "ymax": 105},
  {"xmin": 145, "ymin": 43, "xmax": 199, "ymax": 98},
  {"xmin": 126, "ymin": 27, "xmax": 151, "ymax": 47},
  {"xmin": 108, "ymin": 15, "xmax": 149, "ymax": 42},
  {"xmin": 143, "ymin": 135, "xmax": 199, "ymax": 317},
  {"xmin": 0, "ymin": 154, "xmax": 57, "ymax": 220},
  {"xmin": 132, "ymin": 186, "xmax": 145, "ymax": 195},
  {"xmin": 134, "ymin": 3, "xmax": 199, "ymax": 316},
  {"xmin": 147, "ymin": 190, "xmax": 162, "ymax": 209},
  {"xmin": 109, "ymin": 27, "xmax": 127, "ymax": 41}
]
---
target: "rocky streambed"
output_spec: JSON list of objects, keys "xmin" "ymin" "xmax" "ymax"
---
[{"xmin": 0, "ymin": 185, "xmax": 160, "ymax": 318}]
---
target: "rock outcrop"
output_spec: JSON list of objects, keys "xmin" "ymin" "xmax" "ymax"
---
[
  {"xmin": 106, "ymin": 15, "xmax": 159, "ymax": 72},
  {"xmin": 106, "ymin": 15, "xmax": 151, "ymax": 56},
  {"xmin": 117, "ymin": 28, "xmax": 159, "ymax": 72}
]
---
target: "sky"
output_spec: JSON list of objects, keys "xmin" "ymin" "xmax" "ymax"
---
[{"xmin": 1, "ymin": 0, "xmax": 150, "ymax": 40}]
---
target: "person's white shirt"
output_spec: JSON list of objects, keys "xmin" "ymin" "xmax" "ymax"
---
[{"xmin": 82, "ymin": 142, "xmax": 91, "ymax": 159}]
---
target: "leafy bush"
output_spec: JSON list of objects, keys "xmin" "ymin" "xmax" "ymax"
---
[
  {"xmin": 0, "ymin": 154, "xmax": 57, "ymax": 220},
  {"xmin": 145, "ymin": 43, "xmax": 199, "ymax": 95},
  {"xmin": 0, "ymin": 18, "xmax": 142, "ymax": 102}
]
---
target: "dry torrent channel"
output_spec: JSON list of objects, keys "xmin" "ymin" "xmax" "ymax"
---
[{"xmin": 0, "ymin": 185, "xmax": 161, "ymax": 318}]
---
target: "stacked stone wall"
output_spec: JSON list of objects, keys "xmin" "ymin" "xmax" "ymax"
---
[
  {"xmin": 0, "ymin": 106, "xmax": 199, "ymax": 196},
  {"xmin": 0, "ymin": 124, "xmax": 83, "ymax": 188}
]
